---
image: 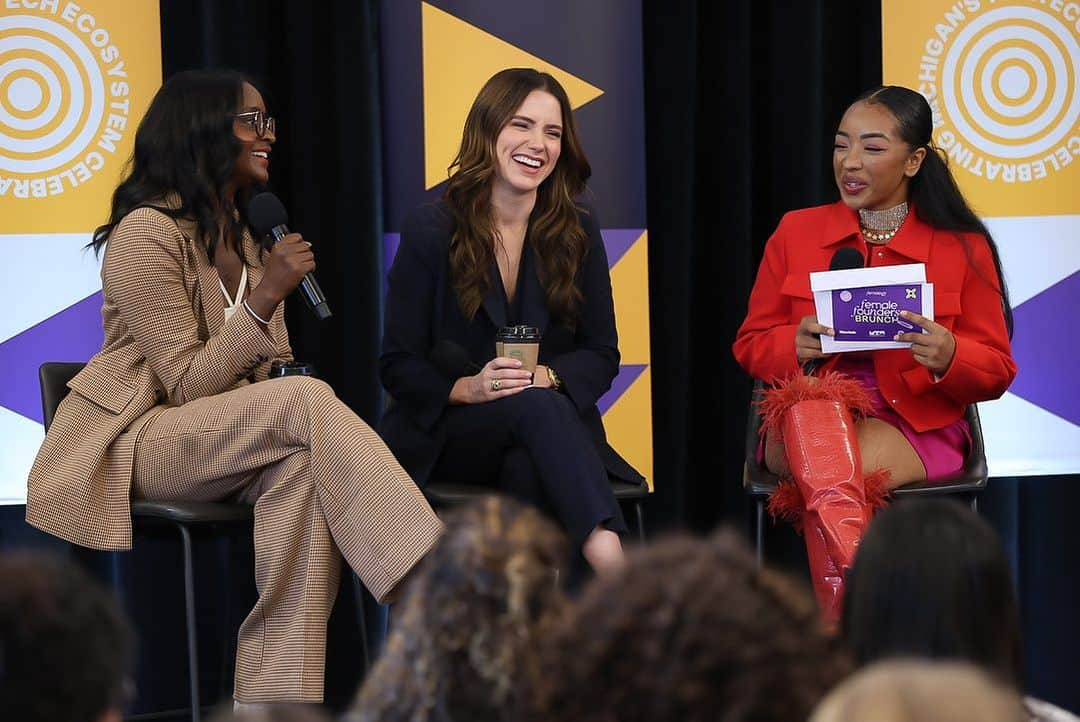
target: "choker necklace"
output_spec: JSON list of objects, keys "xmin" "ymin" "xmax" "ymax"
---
[{"xmin": 859, "ymin": 202, "xmax": 909, "ymax": 243}]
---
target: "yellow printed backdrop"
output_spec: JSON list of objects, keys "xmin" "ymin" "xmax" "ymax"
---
[
  {"xmin": 882, "ymin": 0, "xmax": 1079, "ymax": 217},
  {"xmin": 0, "ymin": 0, "xmax": 161, "ymax": 232},
  {"xmin": 884, "ymin": 0, "xmax": 1080, "ymax": 478}
]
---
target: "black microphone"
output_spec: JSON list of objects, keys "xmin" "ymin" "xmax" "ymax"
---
[
  {"xmin": 429, "ymin": 340, "xmax": 481, "ymax": 378},
  {"xmin": 803, "ymin": 246, "xmax": 865, "ymax": 375},
  {"xmin": 247, "ymin": 192, "xmax": 332, "ymax": 321}
]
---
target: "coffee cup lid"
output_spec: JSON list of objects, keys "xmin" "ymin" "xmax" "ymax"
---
[{"xmin": 496, "ymin": 325, "xmax": 541, "ymax": 341}]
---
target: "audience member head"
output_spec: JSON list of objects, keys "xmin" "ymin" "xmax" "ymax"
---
[
  {"xmin": 843, "ymin": 498, "xmax": 1023, "ymax": 686},
  {"xmin": 532, "ymin": 529, "xmax": 851, "ymax": 722},
  {"xmin": 810, "ymin": 660, "xmax": 1027, "ymax": 722},
  {"xmin": 349, "ymin": 495, "xmax": 567, "ymax": 722},
  {"xmin": 0, "ymin": 552, "xmax": 134, "ymax": 722}
]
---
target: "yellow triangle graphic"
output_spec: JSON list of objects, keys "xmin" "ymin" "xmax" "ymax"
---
[{"xmin": 421, "ymin": 2, "xmax": 604, "ymax": 190}]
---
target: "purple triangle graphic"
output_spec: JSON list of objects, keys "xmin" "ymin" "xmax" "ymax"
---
[
  {"xmin": 0, "ymin": 292, "xmax": 104, "ymax": 424},
  {"xmin": 601, "ymin": 229, "xmax": 644, "ymax": 269},
  {"xmin": 1008, "ymin": 271, "xmax": 1080, "ymax": 427},
  {"xmin": 598, "ymin": 363, "xmax": 648, "ymax": 416},
  {"xmin": 384, "ymin": 232, "xmax": 401, "ymax": 273}
]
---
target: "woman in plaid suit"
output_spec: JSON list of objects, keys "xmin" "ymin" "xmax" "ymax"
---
[{"xmin": 26, "ymin": 70, "xmax": 442, "ymax": 705}]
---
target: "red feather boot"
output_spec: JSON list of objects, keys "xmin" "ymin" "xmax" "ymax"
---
[{"xmin": 760, "ymin": 372, "xmax": 888, "ymax": 625}]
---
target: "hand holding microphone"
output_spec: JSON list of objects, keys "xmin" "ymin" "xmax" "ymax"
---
[
  {"xmin": 247, "ymin": 191, "xmax": 332, "ymax": 321},
  {"xmin": 253, "ymin": 232, "xmax": 315, "ymax": 305}
]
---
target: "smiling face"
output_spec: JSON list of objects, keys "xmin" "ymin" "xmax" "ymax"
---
[
  {"xmin": 231, "ymin": 82, "xmax": 274, "ymax": 189},
  {"xmin": 833, "ymin": 101, "xmax": 926, "ymax": 211},
  {"xmin": 492, "ymin": 89, "xmax": 563, "ymax": 198}
]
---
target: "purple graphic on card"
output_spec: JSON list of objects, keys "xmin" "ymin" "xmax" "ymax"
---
[{"xmin": 832, "ymin": 284, "xmax": 923, "ymax": 342}]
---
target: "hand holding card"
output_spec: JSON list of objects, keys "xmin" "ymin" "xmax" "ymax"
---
[
  {"xmin": 896, "ymin": 310, "xmax": 956, "ymax": 375},
  {"xmin": 811, "ymin": 263, "xmax": 935, "ymax": 353}
]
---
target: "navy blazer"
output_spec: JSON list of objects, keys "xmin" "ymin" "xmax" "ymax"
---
[{"xmin": 379, "ymin": 201, "xmax": 644, "ymax": 488}]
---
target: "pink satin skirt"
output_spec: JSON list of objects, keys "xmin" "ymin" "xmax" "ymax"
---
[{"xmin": 831, "ymin": 357, "xmax": 970, "ymax": 479}]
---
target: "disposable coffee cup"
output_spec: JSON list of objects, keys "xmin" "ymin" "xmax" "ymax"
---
[
  {"xmin": 495, "ymin": 325, "xmax": 541, "ymax": 372},
  {"xmin": 269, "ymin": 361, "xmax": 318, "ymax": 378}
]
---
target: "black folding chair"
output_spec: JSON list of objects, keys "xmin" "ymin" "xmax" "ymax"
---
[{"xmin": 41, "ymin": 362, "xmax": 253, "ymax": 722}]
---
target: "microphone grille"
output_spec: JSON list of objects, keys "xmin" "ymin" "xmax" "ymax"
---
[
  {"xmin": 247, "ymin": 192, "xmax": 289, "ymax": 236},
  {"xmin": 831, "ymin": 246, "xmax": 865, "ymax": 271}
]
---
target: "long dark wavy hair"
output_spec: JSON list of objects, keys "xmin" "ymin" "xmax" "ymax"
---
[
  {"xmin": 855, "ymin": 86, "xmax": 1013, "ymax": 336},
  {"xmin": 90, "ymin": 69, "xmax": 256, "ymax": 262},
  {"xmin": 444, "ymin": 68, "xmax": 592, "ymax": 325}
]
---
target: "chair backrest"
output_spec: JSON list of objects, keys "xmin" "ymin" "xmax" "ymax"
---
[{"xmin": 39, "ymin": 362, "xmax": 87, "ymax": 432}]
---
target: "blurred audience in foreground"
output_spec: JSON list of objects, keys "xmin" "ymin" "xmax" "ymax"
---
[
  {"xmin": 0, "ymin": 552, "xmax": 134, "ymax": 722},
  {"xmin": 348, "ymin": 495, "xmax": 567, "ymax": 722},
  {"xmin": 531, "ymin": 529, "xmax": 851, "ymax": 722},
  {"xmin": 843, "ymin": 498, "xmax": 1078, "ymax": 722}
]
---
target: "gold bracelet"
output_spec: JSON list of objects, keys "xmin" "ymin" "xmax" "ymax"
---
[{"xmin": 546, "ymin": 365, "xmax": 563, "ymax": 390}]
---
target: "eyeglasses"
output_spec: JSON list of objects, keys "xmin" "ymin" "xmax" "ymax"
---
[{"xmin": 235, "ymin": 110, "xmax": 276, "ymax": 138}]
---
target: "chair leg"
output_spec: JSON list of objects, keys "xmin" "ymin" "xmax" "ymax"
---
[
  {"xmin": 177, "ymin": 523, "xmax": 202, "ymax": 722},
  {"xmin": 218, "ymin": 532, "xmax": 236, "ymax": 702},
  {"xmin": 351, "ymin": 573, "xmax": 371, "ymax": 671},
  {"xmin": 755, "ymin": 499, "xmax": 765, "ymax": 568},
  {"xmin": 970, "ymin": 495, "xmax": 978, "ymax": 514},
  {"xmin": 634, "ymin": 501, "xmax": 646, "ymax": 543}
]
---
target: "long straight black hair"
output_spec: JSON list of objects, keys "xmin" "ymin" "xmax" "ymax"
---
[
  {"xmin": 90, "ymin": 69, "xmax": 255, "ymax": 261},
  {"xmin": 842, "ymin": 498, "xmax": 1024, "ymax": 689},
  {"xmin": 855, "ymin": 86, "xmax": 1014, "ymax": 336}
]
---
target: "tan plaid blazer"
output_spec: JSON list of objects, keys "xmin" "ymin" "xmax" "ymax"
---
[{"xmin": 27, "ymin": 206, "xmax": 291, "ymax": 550}]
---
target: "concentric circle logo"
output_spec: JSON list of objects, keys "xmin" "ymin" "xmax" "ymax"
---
[
  {"xmin": 0, "ymin": 8, "xmax": 131, "ymax": 199},
  {"xmin": 918, "ymin": 2, "xmax": 1080, "ymax": 184}
]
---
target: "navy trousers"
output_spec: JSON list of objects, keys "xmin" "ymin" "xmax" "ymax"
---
[{"xmin": 430, "ymin": 387, "xmax": 626, "ymax": 544}]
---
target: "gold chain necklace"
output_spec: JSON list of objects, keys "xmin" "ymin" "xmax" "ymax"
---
[{"xmin": 859, "ymin": 226, "xmax": 900, "ymax": 243}]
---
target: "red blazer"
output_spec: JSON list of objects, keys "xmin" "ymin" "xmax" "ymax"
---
[{"xmin": 733, "ymin": 201, "xmax": 1016, "ymax": 432}]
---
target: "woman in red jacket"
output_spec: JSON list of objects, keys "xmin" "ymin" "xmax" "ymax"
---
[{"xmin": 733, "ymin": 86, "xmax": 1016, "ymax": 623}]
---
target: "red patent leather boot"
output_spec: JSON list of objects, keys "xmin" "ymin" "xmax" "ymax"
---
[{"xmin": 760, "ymin": 372, "xmax": 882, "ymax": 625}]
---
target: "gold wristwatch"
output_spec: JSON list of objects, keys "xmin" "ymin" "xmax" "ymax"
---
[{"xmin": 546, "ymin": 365, "xmax": 563, "ymax": 391}]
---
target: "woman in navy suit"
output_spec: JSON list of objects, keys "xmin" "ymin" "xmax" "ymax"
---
[{"xmin": 380, "ymin": 68, "xmax": 644, "ymax": 576}]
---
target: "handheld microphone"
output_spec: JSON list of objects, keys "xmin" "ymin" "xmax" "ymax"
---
[
  {"xmin": 247, "ymin": 192, "xmax": 332, "ymax": 321},
  {"xmin": 429, "ymin": 340, "xmax": 482, "ymax": 378},
  {"xmin": 803, "ymin": 246, "xmax": 865, "ymax": 375}
]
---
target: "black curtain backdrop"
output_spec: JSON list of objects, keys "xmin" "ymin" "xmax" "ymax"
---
[{"xmin": 641, "ymin": 0, "xmax": 883, "ymax": 531}]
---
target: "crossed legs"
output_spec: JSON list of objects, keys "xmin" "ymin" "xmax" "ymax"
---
[{"xmin": 131, "ymin": 376, "xmax": 442, "ymax": 702}]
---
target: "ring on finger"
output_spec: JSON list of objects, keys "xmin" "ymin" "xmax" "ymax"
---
[{"xmin": 490, "ymin": 378, "xmax": 501, "ymax": 391}]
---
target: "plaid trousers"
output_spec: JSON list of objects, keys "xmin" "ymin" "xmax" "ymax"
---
[{"xmin": 131, "ymin": 375, "xmax": 442, "ymax": 702}]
